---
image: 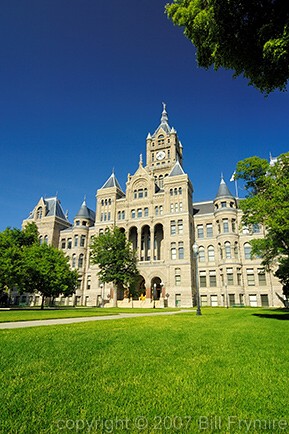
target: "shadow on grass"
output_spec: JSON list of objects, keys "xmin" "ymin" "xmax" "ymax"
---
[{"xmin": 253, "ymin": 309, "xmax": 289, "ymax": 321}]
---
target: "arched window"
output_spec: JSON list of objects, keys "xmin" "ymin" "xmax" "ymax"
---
[
  {"xmin": 78, "ymin": 254, "xmax": 84, "ymax": 269},
  {"xmin": 199, "ymin": 246, "xmax": 205, "ymax": 262},
  {"xmin": 178, "ymin": 241, "xmax": 184, "ymax": 259},
  {"xmin": 74, "ymin": 235, "xmax": 78, "ymax": 247},
  {"xmin": 39, "ymin": 236, "xmax": 43, "ymax": 245},
  {"xmin": 80, "ymin": 235, "xmax": 86, "ymax": 247},
  {"xmin": 72, "ymin": 254, "xmax": 76, "ymax": 268},
  {"xmin": 36, "ymin": 207, "xmax": 42, "ymax": 219},
  {"xmin": 234, "ymin": 242, "xmax": 239, "ymax": 258},
  {"xmin": 208, "ymin": 245, "xmax": 215, "ymax": 262},
  {"xmin": 225, "ymin": 241, "xmax": 231, "ymax": 259},
  {"xmin": 44, "ymin": 235, "xmax": 48, "ymax": 245},
  {"xmin": 178, "ymin": 187, "xmax": 182, "ymax": 195},
  {"xmin": 244, "ymin": 243, "xmax": 252, "ymax": 259},
  {"xmin": 171, "ymin": 242, "xmax": 177, "ymax": 260}
]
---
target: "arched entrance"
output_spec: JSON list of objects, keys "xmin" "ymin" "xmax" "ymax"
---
[
  {"xmin": 130, "ymin": 275, "xmax": 146, "ymax": 300},
  {"xmin": 151, "ymin": 277, "xmax": 162, "ymax": 300}
]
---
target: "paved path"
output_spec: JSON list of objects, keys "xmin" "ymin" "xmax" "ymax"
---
[{"xmin": 0, "ymin": 310, "xmax": 188, "ymax": 329}]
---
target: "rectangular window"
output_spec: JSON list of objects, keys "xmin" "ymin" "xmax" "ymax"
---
[
  {"xmin": 175, "ymin": 203, "xmax": 179, "ymax": 212},
  {"xmin": 159, "ymin": 205, "xmax": 163, "ymax": 215},
  {"xmin": 227, "ymin": 268, "xmax": 234, "ymax": 285},
  {"xmin": 61, "ymin": 239, "xmax": 66, "ymax": 249},
  {"xmin": 144, "ymin": 207, "xmax": 149, "ymax": 217},
  {"xmin": 221, "ymin": 201, "xmax": 227, "ymax": 208},
  {"xmin": 178, "ymin": 219, "xmax": 183, "ymax": 234},
  {"xmin": 87, "ymin": 276, "xmax": 91, "ymax": 290},
  {"xmin": 175, "ymin": 268, "xmax": 181, "ymax": 286},
  {"xmin": 249, "ymin": 294, "xmax": 257, "ymax": 307},
  {"xmin": 201, "ymin": 295, "xmax": 208, "ymax": 306},
  {"xmin": 131, "ymin": 209, "xmax": 136, "ymax": 219},
  {"xmin": 252, "ymin": 224, "xmax": 261, "ymax": 233},
  {"xmin": 67, "ymin": 238, "xmax": 72, "ymax": 249},
  {"xmin": 229, "ymin": 294, "xmax": 235, "ymax": 306},
  {"xmin": 232, "ymin": 219, "xmax": 236, "ymax": 233},
  {"xmin": 223, "ymin": 219, "xmax": 229, "ymax": 233},
  {"xmin": 209, "ymin": 270, "xmax": 217, "ymax": 287},
  {"xmin": 80, "ymin": 235, "xmax": 86, "ymax": 247},
  {"xmin": 155, "ymin": 206, "xmax": 159, "ymax": 216},
  {"xmin": 261, "ymin": 294, "xmax": 269, "ymax": 307},
  {"xmin": 237, "ymin": 268, "xmax": 242, "ymax": 286},
  {"xmin": 137, "ymin": 208, "xmax": 142, "ymax": 218},
  {"xmin": 210, "ymin": 295, "xmax": 218, "ymax": 306},
  {"xmin": 258, "ymin": 269, "xmax": 266, "ymax": 286},
  {"xmin": 199, "ymin": 271, "xmax": 206, "ymax": 288},
  {"xmin": 179, "ymin": 202, "xmax": 183, "ymax": 211},
  {"xmin": 206, "ymin": 223, "xmax": 213, "ymax": 238},
  {"xmin": 247, "ymin": 269, "xmax": 255, "ymax": 286},
  {"xmin": 170, "ymin": 203, "xmax": 174, "ymax": 213},
  {"xmin": 170, "ymin": 220, "xmax": 176, "ymax": 236},
  {"xmin": 197, "ymin": 225, "xmax": 204, "ymax": 239}
]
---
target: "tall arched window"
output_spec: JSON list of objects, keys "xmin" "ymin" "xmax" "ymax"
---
[
  {"xmin": 72, "ymin": 254, "xmax": 76, "ymax": 268},
  {"xmin": 244, "ymin": 243, "xmax": 252, "ymax": 259},
  {"xmin": 199, "ymin": 246, "xmax": 205, "ymax": 262},
  {"xmin": 36, "ymin": 207, "xmax": 42, "ymax": 219},
  {"xmin": 44, "ymin": 235, "xmax": 48, "ymax": 244},
  {"xmin": 208, "ymin": 245, "xmax": 215, "ymax": 262},
  {"xmin": 225, "ymin": 241, "xmax": 231, "ymax": 259},
  {"xmin": 78, "ymin": 254, "xmax": 84, "ymax": 269}
]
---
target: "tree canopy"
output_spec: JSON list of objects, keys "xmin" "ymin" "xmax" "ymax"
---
[
  {"xmin": 23, "ymin": 244, "xmax": 78, "ymax": 309},
  {"xmin": 166, "ymin": 0, "xmax": 289, "ymax": 93},
  {"xmin": 90, "ymin": 227, "xmax": 139, "ymax": 306},
  {"xmin": 0, "ymin": 223, "xmax": 38, "ymax": 297},
  {"xmin": 0, "ymin": 223, "xmax": 78, "ymax": 308},
  {"xmin": 235, "ymin": 152, "xmax": 289, "ymax": 298}
]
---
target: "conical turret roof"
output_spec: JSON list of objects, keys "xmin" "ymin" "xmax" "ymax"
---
[
  {"xmin": 75, "ymin": 199, "xmax": 95, "ymax": 221},
  {"xmin": 215, "ymin": 177, "xmax": 234, "ymax": 199}
]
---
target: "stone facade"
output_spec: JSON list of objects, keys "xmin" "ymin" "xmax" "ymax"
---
[{"xmin": 22, "ymin": 105, "xmax": 284, "ymax": 308}]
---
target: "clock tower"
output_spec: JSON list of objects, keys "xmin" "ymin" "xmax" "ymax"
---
[{"xmin": 145, "ymin": 103, "xmax": 183, "ymax": 181}]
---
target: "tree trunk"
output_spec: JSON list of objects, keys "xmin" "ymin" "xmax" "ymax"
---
[
  {"xmin": 41, "ymin": 295, "xmax": 45, "ymax": 310},
  {"xmin": 113, "ymin": 285, "xmax": 118, "ymax": 308}
]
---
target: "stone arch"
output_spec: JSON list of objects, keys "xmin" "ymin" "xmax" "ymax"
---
[{"xmin": 151, "ymin": 276, "xmax": 163, "ymax": 300}]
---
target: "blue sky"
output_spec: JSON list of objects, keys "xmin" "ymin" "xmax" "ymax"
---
[{"xmin": 1, "ymin": 0, "xmax": 288, "ymax": 231}]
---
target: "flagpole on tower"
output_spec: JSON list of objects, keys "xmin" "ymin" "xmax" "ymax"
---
[{"xmin": 230, "ymin": 171, "xmax": 239, "ymax": 198}]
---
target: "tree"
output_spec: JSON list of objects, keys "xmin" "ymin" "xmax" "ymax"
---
[
  {"xmin": 23, "ymin": 244, "xmax": 78, "ymax": 309},
  {"xmin": 0, "ymin": 223, "xmax": 38, "ymax": 303},
  {"xmin": 235, "ymin": 152, "xmax": 289, "ymax": 300},
  {"xmin": 165, "ymin": 1, "xmax": 289, "ymax": 93},
  {"xmin": 90, "ymin": 227, "xmax": 139, "ymax": 307}
]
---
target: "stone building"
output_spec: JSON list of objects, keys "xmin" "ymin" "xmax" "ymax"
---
[{"xmin": 22, "ymin": 105, "xmax": 283, "ymax": 308}]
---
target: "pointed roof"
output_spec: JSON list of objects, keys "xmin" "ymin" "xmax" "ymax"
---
[
  {"xmin": 75, "ymin": 199, "xmax": 95, "ymax": 221},
  {"xmin": 215, "ymin": 177, "xmax": 234, "ymax": 199},
  {"xmin": 168, "ymin": 160, "xmax": 185, "ymax": 177},
  {"xmin": 152, "ymin": 102, "xmax": 172, "ymax": 137},
  {"xmin": 101, "ymin": 172, "xmax": 123, "ymax": 191},
  {"xmin": 26, "ymin": 197, "xmax": 69, "ymax": 222}
]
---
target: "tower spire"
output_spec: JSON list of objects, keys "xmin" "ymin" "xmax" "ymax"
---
[{"xmin": 161, "ymin": 102, "xmax": 168, "ymax": 125}]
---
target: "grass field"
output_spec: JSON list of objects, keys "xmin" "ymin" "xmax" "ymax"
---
[
  {"xmin": 0, "ymin": 307, "xmax": 178, "ymax": 323},
  {"xmin": 0, "ymin": 308, "xmax": 288, "ymax": 433}
]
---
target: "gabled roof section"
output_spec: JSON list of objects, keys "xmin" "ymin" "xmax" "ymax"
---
[
  {"xmin": 215, "ymin": 177, "xmax": 234, "ymax": 199},
  {"xmin": 152, "ymin": 103, "xmax": 172, "ymax": 137},
  {"xmin": 75, "ymin": 199, "xmax": 95, "ymax": 221},
  {"xmin": 101, "ymin": 172, "xmax": 123, "ymax": 192},
  {"xmin": 45, "ymin": 197, "xmax": 68, "ymax": 220},
  {"xmin": 27, "ymin": 197, "xmax": 69, "ymax": 221},
  {"xmin": 168, "ymin": 160, "xmax": 185, "ymax": 177}
]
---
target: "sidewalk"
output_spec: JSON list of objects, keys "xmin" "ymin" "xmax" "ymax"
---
[{"xmin": 0, "ymin": 310, "xmax": 187, "ymax": 329}]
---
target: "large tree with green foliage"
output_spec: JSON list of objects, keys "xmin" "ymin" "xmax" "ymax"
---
[
  {"xmin": 90, "ymin": 227, "xmax": 139, "ymax": 307},
  {"xmin": 166, "ymin": 1, "xmax": 289, "ymax": 93},
  {"xmin": 22, "ymin": 244, "xmax": 78, "ymax": 309},
  {"xmin": 235, "ymin": 152, "xmax": 289, "ymax": 300},
  {"xmin": 0, "ymin": 223, "xmax": 39, "ymax": 304}
]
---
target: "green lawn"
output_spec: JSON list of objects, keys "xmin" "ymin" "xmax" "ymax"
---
[
  {"xmin": 0, "ymin": 307, "xmax": 178, "ymax": 323},
  {"xmin": 0, "ymin": 308, "xmax": 288, "ymax": 433}
]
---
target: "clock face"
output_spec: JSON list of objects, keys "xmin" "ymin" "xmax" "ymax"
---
[{"xmin": 156, "ymin": 151, "xmax": 166, "ymax": 161}]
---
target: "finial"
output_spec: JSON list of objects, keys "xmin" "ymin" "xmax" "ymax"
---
[
  {"xmin": 161, "ymin": 102, "xmax": 168, "ymax": 124},
  {"xmin": 139, "ymin": 153, "xmax": 143, "ymax": 166},
  {"xmin": 112, "ymin": 167, "xmax": 115, "ymax": 175},
  {"xmin": 220, "ymin": 172, "xmax": 225, "ymax": 182}
]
